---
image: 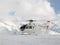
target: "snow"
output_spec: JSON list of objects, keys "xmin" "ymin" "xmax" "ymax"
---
[
  {"xmin": 0, "ymin": 20, "xmax": 60, "ymax": 45},
  {"xmin": 0, "ymin": 0, "xmax": 60, "ymax": 45},
  {"xmin": 0, "ymin": 32, "xmax": 60, "ymax": 45}
]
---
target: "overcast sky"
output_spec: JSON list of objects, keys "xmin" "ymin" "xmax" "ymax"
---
[{"xmin": 0, "ymin": 0, "xmax": 59, "ymax": 21}]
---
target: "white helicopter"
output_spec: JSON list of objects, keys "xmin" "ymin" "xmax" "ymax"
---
[
  {"xmin": 19, "ymin": 19, "xmax": 52, "ymax": 35},
  {"xmin": 19, "ymin": 19, "xmax": 36, "ymax": 34}
]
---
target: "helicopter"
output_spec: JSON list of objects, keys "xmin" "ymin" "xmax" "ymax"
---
[
  {"xmin": 20, "ymin": 19, "xmax": 36, "ymax": 34},
  {"xmin": 19, "ymin": 19, "xmax": 54, "ymax": 35}
]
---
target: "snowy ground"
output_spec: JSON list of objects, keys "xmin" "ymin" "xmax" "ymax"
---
[
  {"xmin": 0, "ymin": 28, "xmax": 60, "ymax": 45},
  {"xmin": 0, "ymin": 20, "xmax": 60, "ymax": 45},
  {"xmin": 0, "ymin": 32, "xmax": 60, "ymax": 45}
]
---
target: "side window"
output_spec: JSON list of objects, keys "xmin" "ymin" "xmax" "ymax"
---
[
  {"xmin": 29, "ymin": 26, "xmax": 32, "ymax": 29},
  {"xmin": 25, "ymin": 23, "xmax": 35, "ymax": 29}
]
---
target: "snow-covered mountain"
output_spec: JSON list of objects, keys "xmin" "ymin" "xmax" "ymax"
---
[
  {"xmin": 0, "ymin": 19, "xmax": 21, "ymax": 34},
  {"xmin": 0, "ymin": 18, "xmax": 60, "ymax": 35},
  {"xmin": 0, "ymin": 19, "xmax": 60, "ymax": 45}
]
